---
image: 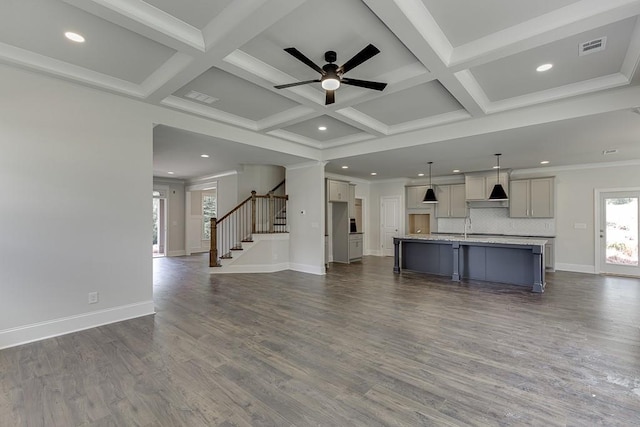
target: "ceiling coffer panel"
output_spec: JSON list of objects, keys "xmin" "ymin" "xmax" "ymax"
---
[
  {"xmin": 240, "ymin": 0, "xmax": 421, "ymax": 90},
  {"xmin": 0, "ymin": 0, "xmax": 176, "ymax": 84},
  {"xmin": 175, "ymin": 67, "xmax": 300, "ymax": 121},
  {"xmin": 282, "ymin": 115, "xmax": 366, "ymax": 142},
  {"xmin": 353, "ymin": 80, "xmax": 464, "ymax": 126},
  {"xmin": 470, "ymin": 18, "xmax": 636, "ymax": 102}
]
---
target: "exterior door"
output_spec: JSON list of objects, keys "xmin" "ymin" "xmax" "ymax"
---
[
  {"xmin": 600, "ymin": 191, "xmax": 640, "ymax": 276},
  {"xmin": 381, "ymin": 196, "xmax": 401, "ymax": 256}
]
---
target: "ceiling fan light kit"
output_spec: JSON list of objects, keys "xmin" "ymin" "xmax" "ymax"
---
[{"xmin": 275, "ymin": 44, "xmax": 387, "ymax": 105}]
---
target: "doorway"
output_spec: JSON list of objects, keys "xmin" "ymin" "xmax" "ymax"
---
[
  {"xmin": 380, "ymin": 196, "xmax": 401, "ymax": 256},
  {"xmin": 153, "ymin": 190, "xmax": 167, "ymax": 257},
  {"xmin": 599, "ymin": 191, "xmax": 640, "ymax": 276}
]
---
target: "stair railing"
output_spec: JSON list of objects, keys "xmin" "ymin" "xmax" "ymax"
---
[{"xmin": 210, "ymin": 188, "xmax": 288, "ymax": 267}]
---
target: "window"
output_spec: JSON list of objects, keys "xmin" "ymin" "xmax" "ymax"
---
[{"xmin": 202, "ymin": 192, "xmax": 217, "ymax": 240}]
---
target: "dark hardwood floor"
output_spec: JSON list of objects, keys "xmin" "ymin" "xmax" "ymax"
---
[{"xmin": 2, "ymin": 255, "xmax": 640, "ymax": 426}]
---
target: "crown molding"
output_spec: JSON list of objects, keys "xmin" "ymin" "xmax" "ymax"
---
[
  {"xmin": 66, "ymin": 0, "xmax": 205, "ymax": 51},
  {"xmin": 0, "ymin": 42, "xmax": 144, "ymax": 97},
  {"xmin": 512, "ymin": 159, "xmax": 640, "ymax": 176}
]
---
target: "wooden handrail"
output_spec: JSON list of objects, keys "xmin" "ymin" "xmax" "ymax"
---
[
  {"xmin": 211, "ymin": 185, "xmax": 288, "ymax": 267},
  {"xmin": 270, "ymin": 179, "xmax": 285, "ymax": 193},
  {"xmin": 254, "ymin": 194, "xmax": 289, "ymax": 200},
  {"xmin": 215, "ymin": 195, "xmax": 252, "ymax": 224}
]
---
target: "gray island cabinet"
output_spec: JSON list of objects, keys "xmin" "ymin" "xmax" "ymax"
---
[{"xmin": 393, "ymin": 235, "xmax": 547, "ymax": 292}]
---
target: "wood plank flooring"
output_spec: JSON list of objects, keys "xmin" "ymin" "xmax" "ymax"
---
[{"xmin": 2, "ymin": 255, "xmax": 640, "ymax": 426}]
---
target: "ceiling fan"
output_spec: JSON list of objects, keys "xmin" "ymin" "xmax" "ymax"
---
[{"xmin": 274, "ymin": 44, "xmax": 387, "ymax": 105}]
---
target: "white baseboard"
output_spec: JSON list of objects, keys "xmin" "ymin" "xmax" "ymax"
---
[
  {"xmin": 555, "ymin": 263, "xmax": 596, "ymax": 274},
  {"xmin": 0, "ymin": 300, "xmax": 155, "ymax": 350},
  {"xmin": 167, "ymin": 250, "xmax": 186, "ymax": 257},
  {"xmin": 289, "ymin": 263, "xmax": 326, "ymax": 275},
  {"xmin": 366, "ymin": 249, "xmax": 383, "ymax": 256},
  {"xmin": 211, "ymin": 263, "xmax": 290, "ymax": 274}
]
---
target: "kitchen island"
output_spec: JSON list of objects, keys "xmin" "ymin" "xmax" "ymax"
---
[{"xmin": 393, "ymin": 235, "xmax": 547, "ymax": 292}]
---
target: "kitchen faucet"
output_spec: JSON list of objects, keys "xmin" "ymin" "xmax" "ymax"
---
[{"xmin": 464, "ymin": 217, "xmax": 471, "ymax": 239}]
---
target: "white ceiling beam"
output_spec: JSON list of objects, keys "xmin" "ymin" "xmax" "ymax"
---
[
  {"xmin": 62, "ymin": 0, "xmax": 205, "ymax": 53},
  {"xmin": 362, "ymin": 0, "xmax": 485, "ymax": 117},
  {"xmin": 144, "ymin": 0, "xmax": 307, "ymax": 103},
  {"xmin": 449, "ymin": 0, "xmax": 640, "ymax": 71}
]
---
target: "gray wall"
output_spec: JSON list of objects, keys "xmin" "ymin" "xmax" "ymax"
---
[{"xmin": 0, "ymin": 64, "xmax": 153, "ymax": 343}]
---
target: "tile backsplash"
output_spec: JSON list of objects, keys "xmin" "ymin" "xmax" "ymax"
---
[{"xmin": 437, "ymin": 207, "xmax": 555, "ymax": 237}]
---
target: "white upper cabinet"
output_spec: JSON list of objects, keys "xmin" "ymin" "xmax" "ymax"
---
[
  {"xmin": 406, "ymin": 185, "xmax": 428, "ymax": 209},
  {"xmin": 436, "ymin": 184, "xmax": 467, "ymax": 218},
  {"xmin": 509, "ymin": 178, "xmax": 554, "ymax": 218},
  {"xmin": 328, "ymin": 179, "xmax": 349, "ymax": 202}
]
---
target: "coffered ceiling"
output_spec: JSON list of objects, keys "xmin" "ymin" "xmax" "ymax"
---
[{"xmin": 2, "ymin": 0, "xmax": 640, "ymax": 180}]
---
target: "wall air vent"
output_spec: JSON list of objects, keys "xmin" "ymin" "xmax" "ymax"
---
[
  {"xmin": 579, "ymin": 37, "xmax": 606, "ymax": 56},
  {"xmin": 185, "ymin": 90, "xmax": 218, "ymax": 104},
  {"xmin": 603, "ymin": 149, "xmax": 618, "ymax": 155}
]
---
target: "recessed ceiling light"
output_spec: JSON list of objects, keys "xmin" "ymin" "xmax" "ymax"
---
[
  {"xmin": 64, "ymin": 32, "xmax": 85, "ymax": 43},
  {"xmin": 200, "ymin": 154, "xmax": 210, "ymax": 158},
  {"xmin": 168, "ymin": 171, "xmax": 175, "ymax": 175},
  {"xmin": 341, "ymin": 166, "xmax": 349, "ymax": 169},
  {"xmin": 536, "ymin": 63, "xmax": 553, "ymax": 72},
  {"xmin": 418, "ymin": 173, "xmax": 425, "ymax": 177},
  {"xmin": 370, "ymin": 172, "xmax": 377, "ymax": 176},
  {"xmin": 453, "ymin": 169, "xmax": 460, "ymax": 173},
  {"xmin": 540, "ymin": 161, "xmax": 550, "ymax": 165},
  {"xmin": 318, "ymin": 126, "xmax": 327, "ymax": 131}
]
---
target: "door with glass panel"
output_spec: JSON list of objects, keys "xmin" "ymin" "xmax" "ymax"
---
[{"xmin": 600, "ymin": 192, "xmax": 640, "ymax": 276}]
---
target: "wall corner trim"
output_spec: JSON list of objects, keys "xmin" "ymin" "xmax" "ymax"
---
[{"xmin": 0, "ymin": 300, "xmax": 155, "ymax": 350}]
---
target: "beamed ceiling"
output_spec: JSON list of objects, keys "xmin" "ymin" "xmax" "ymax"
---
[{"xmin": 3, "ymin": 0, "xmax": 640, "ymax": 180}]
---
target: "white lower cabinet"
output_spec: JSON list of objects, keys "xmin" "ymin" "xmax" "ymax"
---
[
  {"xmin": 349, "ymin": 234, "xmax": 363, "ymax": 261},
  {"xmin": 545, "ymin": 238, "xmax": 555, "ymax": 271}
]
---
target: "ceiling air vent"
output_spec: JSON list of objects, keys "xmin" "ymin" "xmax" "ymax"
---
[
  {"xmin": 603, "ymin": 149, "xmax": 618, "ymax": 155},
  {"xmin": 185, "ymin": 90, "xmax": 218, "ymax": 104},
  {"xmin": 579, "ymin": 37, "xmax": 606, "ymax": 56}
]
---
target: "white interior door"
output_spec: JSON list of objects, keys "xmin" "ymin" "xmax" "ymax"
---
[
  {"xmin": 381, "ymin": 196, "xmax": 401, "ymax": 256},
  {"xmin": 600, "ymin": 191, "xmax": 640, "ymax": 276}
]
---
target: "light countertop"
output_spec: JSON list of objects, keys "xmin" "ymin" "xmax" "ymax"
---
[{"xmin": 400, "ymin": 234, "xmax": 548, "ymax": 246}]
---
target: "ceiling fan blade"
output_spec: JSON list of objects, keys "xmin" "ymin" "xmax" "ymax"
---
[
  {"xmin": 338, "ymin": 44, "xmax": 380, "ymax": 74},
  {"xmin": 342, "ymin": 78, "xmax": 387, "ymax": 91},
  {"xmin": 325, "ymin": 90, "xmax": 335, "ymax": 105},
  {"xmin": 274, "ymin": 79, "xmax": 320, "ymax": 89},
  {"xmin": 283, "ymin": 48, "xmax": 325, "ymax": 75}
]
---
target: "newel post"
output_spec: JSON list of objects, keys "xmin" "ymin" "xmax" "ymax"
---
[
  {"xmin": 209, "ymin": 217, "xmax": 218, "ymax": 267},
  {"xmin": 251, "ymin": 191, "xmax": 257, "ymax": 234},
  {"xmin": 268, "ymin": 192, "xmax": 275, "ymax": 233}
]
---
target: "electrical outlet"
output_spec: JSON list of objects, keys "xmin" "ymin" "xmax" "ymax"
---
[{"xmin": 88, "ymin": 292, "xmax": 99, "ymax": 304}]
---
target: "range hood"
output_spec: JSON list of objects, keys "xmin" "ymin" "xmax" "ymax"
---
[
  {"xmin": 467, "ymin": 200, "xmax": 509, "ymax": 208},
  {"xmin": 464, "ymin": 169, "xmax": 510, "ymax": 208}
]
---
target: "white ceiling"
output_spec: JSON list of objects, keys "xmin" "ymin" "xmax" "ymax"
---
[{"xmin": 2, "ymin": 0, "xmax": 640, "ymax": 180}]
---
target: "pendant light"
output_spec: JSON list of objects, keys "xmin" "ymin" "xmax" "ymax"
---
[
  {"xmin": 422, "ymin": 162, "xmax": 438, "ymax": 203},
  {"xmin": 488, "ymin": 153, "xmax": 508, "ymax": 200}
]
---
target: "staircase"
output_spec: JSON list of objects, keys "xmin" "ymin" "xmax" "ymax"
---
[{"xmin": 209, "ymin": 180, "xmax": 288, "ymax": 267}]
